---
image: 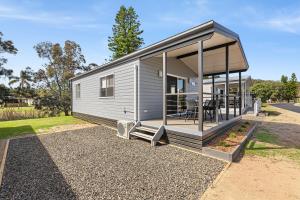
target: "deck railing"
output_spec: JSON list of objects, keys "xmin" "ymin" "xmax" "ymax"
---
[{"xmin": 165, "ymin": 92, "xmax": 241, "ymax": 124}]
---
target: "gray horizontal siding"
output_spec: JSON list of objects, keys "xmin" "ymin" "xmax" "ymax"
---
[
  {"xmin": 139, "ymin": 58, "xmax": 163, "ymax": 120},
  {"xmin": 139, "ymin": 57, "xmax": 197, "ymax": 120},
  {"xmin": 72, "ymin": 60, "xmax": 138, "ymax": 121}
]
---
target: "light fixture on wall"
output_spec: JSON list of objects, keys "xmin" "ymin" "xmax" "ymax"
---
[{"xmin": 158, "ymin": 70, "xmax": 163, "ymax": 78}]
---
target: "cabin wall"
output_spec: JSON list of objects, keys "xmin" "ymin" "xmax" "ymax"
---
[
  {"xmin": 139, "ymin": 57, "xmax": 197, "ymax": 120},
  {"xmin": 72, "ymin": 60, "xmax": 138, "ymax": 122}
]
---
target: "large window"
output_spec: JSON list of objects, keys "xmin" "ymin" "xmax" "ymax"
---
[
  {"xmin": 166, "ymin": 75, "xmax": 187, "ymax": 115},
  {"xmin": 167, "ymin": 75, "xmax": 186, "ymax": 94},
  {"xmin": 100, "ymin": 74, "xmax": 114, "ymax": 97},
  {"xmin": 75, "ymin": 83, "xmax": 80, "ymax": 99}
]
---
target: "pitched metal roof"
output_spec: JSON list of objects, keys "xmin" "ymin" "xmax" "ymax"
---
[{"xmin": 71, "ymin": 20, "xmax": 248, "ymax": 81}]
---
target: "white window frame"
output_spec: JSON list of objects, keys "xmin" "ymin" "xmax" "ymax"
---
[
  {"xmin": 75, "ymin": 83, "xmax": 80, "ymax": 99},
  {"xmin": 99, "ymin": 74, "xmax": 115, "ymax": 98}
]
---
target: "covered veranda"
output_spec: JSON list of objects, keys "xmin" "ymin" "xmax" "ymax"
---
[{"xmin": 139, "ymin": 21, "xmax": 249, "ymax": 134}]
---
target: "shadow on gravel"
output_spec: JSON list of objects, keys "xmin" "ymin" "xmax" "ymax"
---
[{"xmin": 0, "ymin": 134, "xmax": 77, "ymax": 199}]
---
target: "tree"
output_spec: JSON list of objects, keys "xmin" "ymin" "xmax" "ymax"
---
[
  {"xmin": 251, "ymin": 74, "xmax": 299, "ymax": 103},
  {"xmin": 33, "ymin": 40, "xmax": 88, "ymax": 115},
  {"xmin": 0, "ymin": 84, "xmax": 10, "ymax": 105},
  {"xmin": 278, "ymin": 73, "xmax": 298, "ymax": 102},
  {"xmin": 9, "ymin": 67, "xmax": 33, "ymax": 90},
  {"xmin": 286, "ymin": 73, "xmax": 298, "ymax": 102},
  {"xmin": 280, "ymin": 75, "xmax": 288, "ymax": 83},
  {"xmin": 279, "ymin": 75, "xmax": 289, "ymax": 101},
  {"xmin": 108, "ymin": 5, "xmax": 144, "ymax": 59},
  {"xmin": 87, "ymin": 63, "xmax": 98, "ymax": 70},
  {"xmin": 0, "ymin": 32, "xmax": 18, "ymax": 77},
  {"xmin": 251, "ymin": 82, "xmax": 275, "ymax": 102},
  {"xmin": 8, "ymin": 67, "xmax": 34, "ymax": 107}
]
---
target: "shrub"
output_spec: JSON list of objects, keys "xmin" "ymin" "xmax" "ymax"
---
[
  {"xmin": 238, "ymin": 127, "xmax": 245, "ymax": 132},
  {"xmin": 5, "ymin": 103, "xmax": 28, "ymax": 107},
  {"xmin": 229, "ymin": 132, "xmax": 237, "ymax": 139},
  {"xmin": 0, "ymin": 107, "xmax": 50, "ymax": 121},
  {"xmin": 218, "ymin": 140, "xmax": 230, "ymax": 147}
]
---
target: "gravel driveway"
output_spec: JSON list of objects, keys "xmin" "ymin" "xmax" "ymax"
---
[{"xmin": 0, "ymin": 126, "xmax": 225, "ymax": 200}]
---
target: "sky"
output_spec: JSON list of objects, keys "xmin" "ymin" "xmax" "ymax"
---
[{"xmin": 0, "ymin": 0, "xmax": 300, "ymax": 85}]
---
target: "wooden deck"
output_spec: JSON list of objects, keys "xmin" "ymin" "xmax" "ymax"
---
[
  {"xmin": 141, "ymin": 109, "xmax": 242, "ymax": 150},
  {"xmin": 141, "ymin": 118, "xmax": 220, "ymax": 131},
  {"xmin": 141, "ymin": 107, "xmax": 239, "ymax": 131}
]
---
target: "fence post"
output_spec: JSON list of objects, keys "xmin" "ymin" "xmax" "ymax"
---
[
  {"xmin": 234, "ymin": 96, "xmax": 236, "ymax": 117},
  {"xmin": 215, "ymin": 94, "xmax": 219, "ymax": 124}
]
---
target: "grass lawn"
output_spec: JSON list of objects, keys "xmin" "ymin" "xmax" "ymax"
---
[
  {"xmin": 245, "ymin": 128, "xmax": 300, "ymax": 164},
  {"xmin": 0, "ymin": 116, "xmax": 87, "ymax": 139},
  {"xmin": 261, "ymin": 104, "xmax": 282, "ymax": 116}
]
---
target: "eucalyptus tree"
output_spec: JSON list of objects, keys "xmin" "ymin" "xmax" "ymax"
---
[
  {"xmin": 33, "ymin": 40, "xmax": 89, "ymax": 115},
  {"xmin": 0, "ymin": 32, "xmax": 18, "ymax": 77}
]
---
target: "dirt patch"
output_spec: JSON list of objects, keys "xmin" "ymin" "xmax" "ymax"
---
[
  {"xmin": 202, "ymin": 156, "xmax": 300, "ymax": 200},
  {"xmin": 38, "ymin": 123, "xmax": 98, "ymax": 135},
  {"xmin": 10, "ymin": 123, "xmax": 99, "ymax": 140},
  {"xmin": 261, "ymin": 105, "xmax": 300, "ymax": 148},
  {"xmin": 207, "ymin": 121, "xmax": 254, "ymax": 152}
]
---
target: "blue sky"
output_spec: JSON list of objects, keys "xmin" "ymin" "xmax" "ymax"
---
[{"xmin": 1, "ymin": 0, "xmax": 300, "ymax": 84}]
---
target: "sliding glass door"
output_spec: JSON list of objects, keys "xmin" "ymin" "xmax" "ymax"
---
[{"xmin": 167, "ymin": 75, "xmax": 186, "ymax": 115}]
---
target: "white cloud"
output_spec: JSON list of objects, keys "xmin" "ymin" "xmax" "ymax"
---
[
  {"xmin": 263, "ymin": 15, "xmax": 300, "ymax": 34},
  {"xmin": 0, "ymin": 3, "xmax": 100, "ymax": 29},
  {"xmin": 234, "ymin": 5, "xmax": 300, "ymax": 34},
  {"xmin": 0, "ymin": 5, "xmax": 14, "ymax": 12}
]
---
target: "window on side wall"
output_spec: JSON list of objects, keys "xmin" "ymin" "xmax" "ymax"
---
[
  {"xmin": 100, "ymin": 74, "xmax": 114, "ymax": 97},
  {"xmin": 75, "ymin": 83, "xmax": 80, "ymax": 99}
]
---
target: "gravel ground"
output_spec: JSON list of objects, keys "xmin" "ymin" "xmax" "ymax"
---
[{"xmin": 0, "ymin": 126, "xmax": 225, "ymax": 200}]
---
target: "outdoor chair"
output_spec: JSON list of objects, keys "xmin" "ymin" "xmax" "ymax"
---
[
  {"xmin": 216, "ymin": 99, "xmax": 224, "ymax": 120},
  {"xmin": 203, "ymin": 100, "xmax": 211, "ymax": 120},
  {"xmin": 184, "ymin": 99, "xmax": 197, "ymax": 124},
  {"xmin": 203, "ymin": 99, "xmax": 224, "ymax": 122},
  {"xmin": 203, "ymin": 100, "xmax": 216, "ymax": 121}
]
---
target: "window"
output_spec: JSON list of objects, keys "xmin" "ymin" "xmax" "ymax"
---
[
  {"xmin": 75, "ymin": 83, "xmax": 80, "ymax": 98},
  {"xmin": 100, "ymin": 74, "xmax": 114, "ymax": 97},
  {"xmin": 167, "ymin": 75, "xmax": 186, "ymax": 94}
]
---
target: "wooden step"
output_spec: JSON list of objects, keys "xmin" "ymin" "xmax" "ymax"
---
[
  {"xmin": 140, "ymin": 123, "xmax": 160, "ymax": 129},
  {"xmin": 135, "ymin": 126, "xmax": 157, "ymax": 134},
  {"xmin": 130, "ymin": 131, "xmax": 154, "ymax": 141}
]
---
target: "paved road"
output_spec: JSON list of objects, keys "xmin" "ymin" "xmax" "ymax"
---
[{"xmin": 271, "ymin": 103, "xmax": 300, "ymax": 114}]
